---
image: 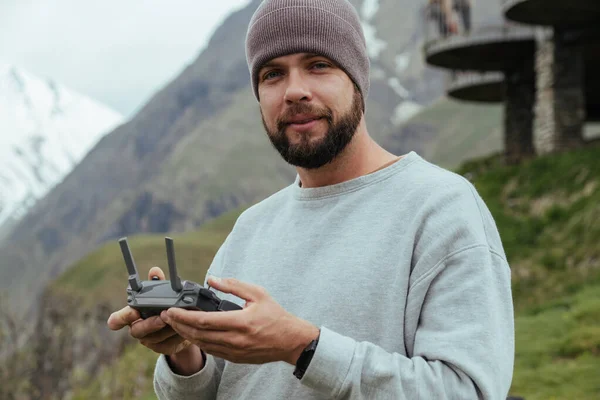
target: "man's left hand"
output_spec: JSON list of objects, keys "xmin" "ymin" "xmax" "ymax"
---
[{"xmin": 160, "ymin": 276, "xmax": 320, "ymax": 365}]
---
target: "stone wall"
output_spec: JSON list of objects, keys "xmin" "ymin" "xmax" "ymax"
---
[
  {"xmin": 504, "ymin": 57, "xmax": 536, "ymax": 164},
  {"xmin": 534, "ymin": 29, "xmax": 586, "ymax": 154}
]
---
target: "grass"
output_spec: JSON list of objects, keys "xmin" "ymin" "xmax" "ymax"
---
[
  {"xmin": 70, "ymin": 344, "xmax": 159, "ymax": 400},
  {"xmin": 511, "ymin": 285, "xmax": 600, "ymax": 399},
  {"xmin": 457, "ymin": 145, "xmax": 600, "ymax": 314},
  {"xmin": 62, "ymin": 144, "xmax": 600, "ymax": 399},
  {"xmin": 456, "ymin": 145, "xmax": 600, "ymax": 399}
]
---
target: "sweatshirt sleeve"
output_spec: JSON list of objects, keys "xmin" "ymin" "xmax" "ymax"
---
[
  {"xmin": 300, "ymin": 244, "xmax": 515, "ymax": 399},
  {"xmin": 153, "ymin": 352, "xmax": 225, "ymax": 400},
  {"xmin": 152, "ymin": 232, "xmax": 233, "ymax": 399}
]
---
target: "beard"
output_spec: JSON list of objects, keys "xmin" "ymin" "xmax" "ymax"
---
[{"xmin": 261, "ymin": 88, "xmax": 363, "ymax": 169}]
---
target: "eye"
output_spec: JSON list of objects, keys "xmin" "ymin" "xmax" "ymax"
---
[
  {"xmin": 311, "ymin": 62, "xmax": 330, "ymax": 70},
  {"xmin": 262, "ymin": 70, "xmax": 282, "ymax": 81}
]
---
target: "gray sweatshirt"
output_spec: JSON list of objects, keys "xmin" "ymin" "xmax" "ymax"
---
[{"xmin": 153, "ymin": 151, "xmax": 515, "ymax": 399}]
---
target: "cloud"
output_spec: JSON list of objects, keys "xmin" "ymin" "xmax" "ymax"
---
[{"xmin": 0, "ymin": 0, "xmax": 251, "ymax": 117}]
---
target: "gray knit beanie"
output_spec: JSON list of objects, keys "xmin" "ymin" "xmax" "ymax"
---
[{"xmin": 245, "ymin": 0, "xmax": 370, "ymax": 108}]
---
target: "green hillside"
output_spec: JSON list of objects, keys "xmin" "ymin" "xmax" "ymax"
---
[
  {"xmin": 404, "ymin": 97, "xmax": 503, "ymax": 168},
  {"xmin": 58, "ymin": 145, "xmax": 600, "ymax": 400},
  {"xmin": 456, "ymin": 146, "xmax": 600, "ymax": 399},
  {"xmin": 51, "ymin": 207, "xmax": 246, "ymax": 311}
]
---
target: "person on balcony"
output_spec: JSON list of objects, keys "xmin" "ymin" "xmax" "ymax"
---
[
  {"xmin": 454, "ymin": 0, "xmax": 472, "ymax": 34},
  {"xmin": 428, "ymin": 0, "xmax": 459, "ymax": 37}
]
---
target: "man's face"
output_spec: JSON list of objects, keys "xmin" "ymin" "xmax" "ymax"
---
[{"xmin": 257, "ymin": 53, "xmax": 363, "ymax": 169}]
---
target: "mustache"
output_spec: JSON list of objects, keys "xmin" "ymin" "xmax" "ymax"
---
[{"xmin": 276, "ymin": 104, "xmax": 333, "ymax": 131}]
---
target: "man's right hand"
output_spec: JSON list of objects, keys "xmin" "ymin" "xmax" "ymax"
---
[
  {"xmin": 107, "ymin": 266, "xmax": 203, "ymax": 373},
  {"xmin": 107, "ymin": 266, "xmax": 191, "ymax": 355}
]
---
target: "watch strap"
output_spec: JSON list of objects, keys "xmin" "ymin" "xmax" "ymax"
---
[{"xmin": 293, "ymin": 332, "xmax": 320, "ymax": 379}]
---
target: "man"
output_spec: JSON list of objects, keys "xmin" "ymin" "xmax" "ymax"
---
[
  {"xmin": 107, "ymin": 0, "xmax": 515, "ymax": 399},
  {"xmin": 428, "ymin": 0, "xmax": 459, "ymax": 37},
  {"xmin": 454, "ymin": 0, "xmax": 472, "ymax": 34}
]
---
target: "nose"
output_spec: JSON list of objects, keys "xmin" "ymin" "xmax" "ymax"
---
[{"xmin": 284, "ymin": 69, "xmax": 312, "ymax": 104}]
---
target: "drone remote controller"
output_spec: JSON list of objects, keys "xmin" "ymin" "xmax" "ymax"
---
[{"xmin": 119, "ymin": 236, "xmax": 243, "ymax": 319}]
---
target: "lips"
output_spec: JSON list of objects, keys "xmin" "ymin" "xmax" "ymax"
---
[
  {"xmin": 292, "ymin": 118, "xmax": 319, "ymax": 124},
  {"xmin": 286, "ymin": 114, "xmax": 321, "ymax": 125}
]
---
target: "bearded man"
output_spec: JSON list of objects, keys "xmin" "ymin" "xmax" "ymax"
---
[{"xmin": 108, "ymin": 1, "xmax": 515, "ymax": 399}]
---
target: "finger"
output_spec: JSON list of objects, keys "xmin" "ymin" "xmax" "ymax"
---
[
  {"xmin": 129, "ymin": 315, "xmax": 167, "ymax": 339},
  {"xmin": 166, "ymin": 316, "xmax": 228, "ymax": 344},
  {"xmin": 163, "ymin": 308, "xmax": 242, "ymax": 332},
  {"xmin": 145, "ymin": 334, "xmax": 191, "ymax": 355},
  {"xmin": 107, "ymin": 306, "xmax": 141, "ymax": 330},
  {"xmin": 207, "ymin": 276, "xmax": 266, "ymax": 302},
  {"xmin": 183, "ymin": 328, "xmax": 241, "ymax": 348},
  {"xmin": 148, "ymin": 266, "xmax": 165, "ymax": 281},
  {"xmin": 140, "ymin": 326, "xmax": 178, "ymax": 345}
]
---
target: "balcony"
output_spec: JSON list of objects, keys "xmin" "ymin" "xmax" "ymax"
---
[
  {"xmin": 446, "ymin": 71, "xmax": 505, "ymax": 102},
  {"xmin": 503, "ymin": 0, "xmax": 600, "ymax": 26},
  {"xmin": 444, "ymin": 60, "xmax": 600, "ymax": 120},
  {"xmin": 422, "ymin": 0, "xmax": 599, "ymax": 160},
  {"xmin": 423, "ymin": 1, "xmax": 536, "ymax": 71}
]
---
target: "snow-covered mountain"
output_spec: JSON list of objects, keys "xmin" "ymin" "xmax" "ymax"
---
[
  {"xmin": 0, "ymin": 63, "xmax": 124, "ymax": 236},
  {"xmin": 359, "ymin": 0, "xmax": 423, "ymax": 125}
]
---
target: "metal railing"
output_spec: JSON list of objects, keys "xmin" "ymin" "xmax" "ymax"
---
[
  {"xmin": 447, "ymin": 70, "xmax": 504, "ymax": 90},
  {"xmin": 423, "ymin": 0, "xmax": 536, "ymax": 44}
]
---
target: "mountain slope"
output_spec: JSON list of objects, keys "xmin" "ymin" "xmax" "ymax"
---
[
  {"xmin": 0, "ymin": 63, "xmax": 124, "ymax": 238},
  {"xmin": 0, "ymin": 0, "xmax": 503, "ymax": 313},
  {"xmin": 0, "ymin": 2, "xmax": 261, "ymax": 308},
  {"xmin": 44, "ymin": 144, "xmax": 600, "ymax": 400}
]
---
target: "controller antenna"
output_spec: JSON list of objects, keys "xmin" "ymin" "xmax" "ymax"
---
[
  {"xmin": 165, "ymin": 237, "xmax": 183, "ymax": 292},
  {"xmin": 119, "ymin": 237, "xmax": 143, "ymax": 292}
]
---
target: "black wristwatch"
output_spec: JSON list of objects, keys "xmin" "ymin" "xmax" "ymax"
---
[{"xmin": 293, "ymin": 332, "xmax": 320, "ymax": 380}]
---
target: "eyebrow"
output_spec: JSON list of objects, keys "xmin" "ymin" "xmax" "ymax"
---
[{"xmin": 259, "ymin": 53, "xmax": 324, "ymax": 72}]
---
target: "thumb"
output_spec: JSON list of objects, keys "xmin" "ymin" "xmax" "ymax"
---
[
  {"xmin": 148, "ymin": 266, "xmax": 166, "ymax": 281},
  {"xmin": 207, "ymin": 276, "xmax": 266, "ymax": 302}
]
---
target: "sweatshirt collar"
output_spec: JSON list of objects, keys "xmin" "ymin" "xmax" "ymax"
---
[{"xmin": 291, "ymin": 151, "xmax": 419, "ymax": 200}]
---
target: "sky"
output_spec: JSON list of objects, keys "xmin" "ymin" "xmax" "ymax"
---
[{"xmin": 0, "ymin": 0, "xmax": 252, "ymax": 118}]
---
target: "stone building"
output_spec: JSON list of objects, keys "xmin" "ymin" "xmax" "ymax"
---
[
  {"xmin": 423, "ymin": 0, "xmax": 600, "ymax": 163},
  {"xmin": 503, "ymin": 0, "xmax": 600, "ymax": 154}
]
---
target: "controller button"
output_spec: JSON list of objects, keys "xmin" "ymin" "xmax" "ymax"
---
[
  {"xmin": 127, "ymin": 296, "xmax": 133, "ymax": 303},
  {"xmin": 184, "ymin": 281, "xmax": 195, "ymax": 290},
  {"xmin": 182, "ymin": 296, "xmax": 194, "ymax": 304}
]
